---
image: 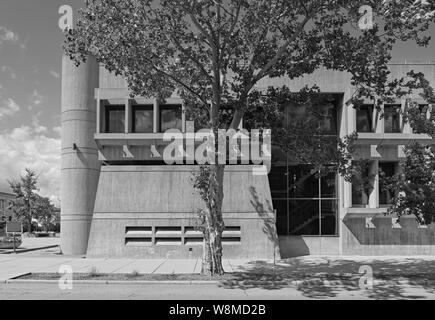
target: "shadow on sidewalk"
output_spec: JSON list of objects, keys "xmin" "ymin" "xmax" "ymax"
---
[{"xmin": 218, "ymin": 258, "xmax": 435, "ymax": 299}]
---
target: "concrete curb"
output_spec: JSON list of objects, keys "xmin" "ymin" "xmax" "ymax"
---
[
  {"xmin": 4, "ymin": 276, "xmax": 432, "ymax": 286},
  {"xmin": 5, "ymin": 279, "xmax": 220, "ymax": 285},
  {"xmin": 0, "ymin": 245, "xmax": 59, "ymax": 255}
]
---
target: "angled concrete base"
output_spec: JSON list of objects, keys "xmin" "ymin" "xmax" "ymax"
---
[{"xmin": 86, "ymin": 165, "xmax": 280, "ymax": 259}]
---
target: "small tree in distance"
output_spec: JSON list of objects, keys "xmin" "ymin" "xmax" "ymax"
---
[
  {"xmin": 34, "ymin": 195, "xmax": 57, "ymax": 232},
  {"xmin": 8, "ymin": 168, "xmax": 40, "ymax": 233}
]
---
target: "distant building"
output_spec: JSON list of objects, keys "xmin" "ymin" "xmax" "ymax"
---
[
  {"xmin": 61, "ymin": 55, "xmax": 435, "ymax": 258},
  {"xmin": 0, "ymin": 191, "xmax": 16, "ymax": 237},
  {"xmin": 0, "ymin": 191, "xmax": 15, "ymax": 223}
]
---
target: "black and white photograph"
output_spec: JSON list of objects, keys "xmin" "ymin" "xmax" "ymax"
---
[{"xmin": 1, "ymin": 0, "xmax": 435, "ymax": 314}]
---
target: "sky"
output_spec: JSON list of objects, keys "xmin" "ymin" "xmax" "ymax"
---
[{"xmin": 0, "ymin": 1, "xmax": 434, "ymax": 205}]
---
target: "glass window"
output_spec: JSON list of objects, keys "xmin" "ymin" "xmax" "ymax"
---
[
  {"xmin": 352, "ymin": 185, "xmax": 366, "ymax": 206},
  {"xmin": 412, "ymin": 104, "xmax": 430, "ymax": 134},
  {"xmin": 320, "ymin": 200, "xmax": 338, "ymax": 235},
  {"xmin": 273, "ymin": 199, "xmax": 288, "ymax": 235},
  {"xmin": 269, "ymin": 164, "xmax": 339, "ymax": 236},
  {"xmin": 160, "ymin": 105, "xmax": 182, "ymax": 132},
  {"xmin": 132, "ymin": 105, "xmax": 153, "ymax": 133},
  {"xmin": 318, "ymin": 103, "xmax": 337, "ymax": 135},
  {"xmin": 351, "ymin": 160, "xmax": 371, "ymax": 206},
  {"xmin": 268, "ymin": 94, "xmax": 340, "ymax": 236},
  {"xmin": 288, "ymin": 165, "xmax": 318, "ymax": 198},
  {"xmin": 379, "ymin": 162, "xmax": 396, "ymax": 205},
  {"xmin": 419, "ymin": 104, "xmax": 429, "ymax": 115},
  {"xmin": 269, "ymin": 166, "xmax": 287, "ymax": 199},
  {"xmin": 289, "ymin": 200, "xmax": 319, "ymax": 235},
  {"xmin": 356, "ymin": 105, "xmax": 374, "ymax": 132},
  {"xmin": 105, "ymin": 105, "xmax": 125, "ymax": 133},
  {"xmin": 384, "ymin": 105, "xmax": 401, "ymax": 133},
  {"xmin": 0, "ymin": 200, "xmax": 4, "ymax": 211},
  {"xmin": 284, "ymin": 101, "xmax": 337, "ymax": 135},
  {"xmin": 321, "ymin": 169, "xmax": 337, "ymax": 198}
]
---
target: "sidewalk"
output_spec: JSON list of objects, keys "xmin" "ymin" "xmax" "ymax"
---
[
  {"xmin": 2, "ymin": 253, "xmax": 435, "ymax": 282},
  {"xmin": 0, "ymin": 237, "xmax": 60, "ymax": 255}
]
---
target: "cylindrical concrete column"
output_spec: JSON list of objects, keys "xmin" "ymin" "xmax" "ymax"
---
[{"xmin": 61, "ymin": 55, "xmax": 100, "ymax": 255}]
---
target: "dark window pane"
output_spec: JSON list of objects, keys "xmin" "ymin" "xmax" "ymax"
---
[
  {"xmin": 379, "ymin": 162, "xmax": 396, "ymax": 205},
  {"xmin": 105, "ymin": 105, "xmax": 125, "ymax": 133},
  {"xmin": 318, "ymin": 103, "xmax": 337, "ymax": 135},
  {"xmin": 419, "ymin": 104, "xmax": 428, "ymax": 115},
  {"xmin": 285, "ymin": 103, "xmax": 306, "ymax": 128},
  {"xmin": 352, "ymin": 185, "xmax": 366, "ymax": 206},
  {"xmin": 271, "ymin": 146, "xmax": 287, "ymax": 165},
  {"xmin": 384, "ymin": 105, "xmax": 401, "ymax": 133},
  {"xmin": 132, "ymin": 105, "xmax": 153, "ymax": 133},
  {"xmin": 289, "ymin": 200, "xmax": 319, "ymax": 235},
  {"xmin": 284, "ymin": 101, "xmax": 337, "ymax": 135},
  {"xmin": 351, "ymin": 160, "xmax": 370, "ymax": 206},
  {"xmin": 268, "ymin": 166, "xmax": 287, "ymax": 199},
  {"xmin": 321, "ymin": 169, "xmax": 337, "ymax": 198},
  {"xmin": 160, "ymin": 105, "xmax": 182, "ymax": 132},
  {"xmin": 356, "ymin": 105, "xmax": 373, "ymax": 132},
  {"xmin": 273, "ymin": 199, "xmax": 288, "ymax": 235},
  {"xmin": 321, "ymin": 200, "xmax": 338, "ymax": 235},
  {"xmin": 413, "ymin": 105, "xmax": 429, "ymax": 134},
  {"xmin": 288, "ymin": 165, "xmax": 319, "ymax": 198}
]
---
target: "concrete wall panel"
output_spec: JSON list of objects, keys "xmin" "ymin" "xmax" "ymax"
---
[{"xmin": 87, "ymin": 165, "xmax": 278, "ymax": 259}]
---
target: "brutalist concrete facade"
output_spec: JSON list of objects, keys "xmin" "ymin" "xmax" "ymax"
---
[{"xmin": 60, "ymin": 54, "xmax": 435, "ymax": 258}]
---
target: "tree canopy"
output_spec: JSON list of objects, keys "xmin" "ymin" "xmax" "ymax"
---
[{"xmin": 65, "ymin": 0, "xmax": 435, "ymax": 127}]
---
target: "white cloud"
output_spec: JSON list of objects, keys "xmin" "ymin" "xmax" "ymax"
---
[
  {"xmin": 52, "ymin": 126, "xmax": 61, "ymax": 135},
  {"xmin": 0, "ymin": 124, "xmax": 61, "ymax": 202},
  {"xmin": 0, "ymin": 26, "xmax": 18, "ymax": 44},
  {"xmin": 1, "ymin": 66, "xmax": 17, "ymax": 80},
  {"xmin": 28, "ymin": 90, "xmax": 44, "ymax": 110},
  {"xmin": 0, "ymin": 26, "xmax": 27, "ymax": 50},
  {"xmin": 49, "ymin": 70, "xmax": 60, "ymax": 79},
  {"xmin": 31, "ymin": 112, "xmax": 48, "ymax": 134},
  {"xmin": 0, "ymin": 98, "xmax": 20, "ymax": 119}
]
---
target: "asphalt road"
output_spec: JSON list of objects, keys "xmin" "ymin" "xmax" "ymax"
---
[{"xmin": 1, "ymin": 280, "xmax": 435, "ymax": 300}]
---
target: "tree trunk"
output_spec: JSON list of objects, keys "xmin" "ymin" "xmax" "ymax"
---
[
  {"xmin": 201, "ymin": 231, "xmax": 212, "ymax": 274},
  {"xmin": 201, "ymin": 164, "xmax": 225, "ymax": 275}
]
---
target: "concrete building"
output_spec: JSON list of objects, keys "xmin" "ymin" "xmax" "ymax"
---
[{"xmin": 61, "ymin": 55, "xmax": 435, "ymax": 258}]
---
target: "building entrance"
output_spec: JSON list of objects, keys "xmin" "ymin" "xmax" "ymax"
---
[{"xmin": 269, "ymin": 165, "xmax": 338, "ymax": 236}]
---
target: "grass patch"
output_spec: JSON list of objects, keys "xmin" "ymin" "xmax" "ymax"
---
[{"xmin": 16, "ymin": 272, "xmax": 239, "ymax": 281}]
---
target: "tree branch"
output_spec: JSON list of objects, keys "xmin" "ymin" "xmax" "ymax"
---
[
  {"xmin": 169, "ymin": 34, "xmax": 213, "ymax": 82},
  {"xmin": 252, "ymin": 15, "xmax": 311, "ymax": 83},
  {"xmin": 220, "ymin": 2, "xmax": 242, "ymax": 61}
]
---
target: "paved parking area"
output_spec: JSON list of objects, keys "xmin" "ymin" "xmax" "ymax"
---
[{"xmin": 0, "ymin": 237, "xmax": 60, "ymax": 255}]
